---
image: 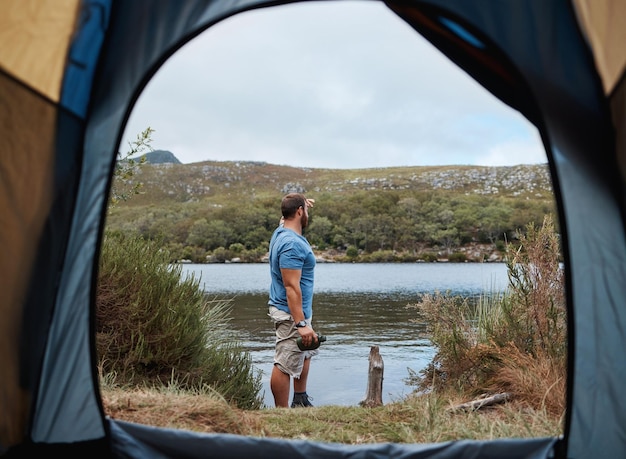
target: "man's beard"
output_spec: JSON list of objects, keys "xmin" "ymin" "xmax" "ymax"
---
[{"xmin": 301, "ymin": 213, "xmax": 308, "ymax": 229}]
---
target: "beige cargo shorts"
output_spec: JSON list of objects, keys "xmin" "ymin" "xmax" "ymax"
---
[{"xmin": 268, "ymin": 306, "xmax": 318, "ymax": 379}]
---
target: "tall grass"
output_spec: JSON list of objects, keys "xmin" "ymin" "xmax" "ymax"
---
[
  {"xmin": 97, "ymin": 231, "xmax": 263, "ymax": 409},
  {"xmin": 407, "ymin": 214, "xmax": 566, "ymax": 417}
]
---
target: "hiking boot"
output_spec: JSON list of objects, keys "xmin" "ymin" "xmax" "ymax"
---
[{"xmin": 291, "ymin": 393, "xmax": 314, "ymax": 408}]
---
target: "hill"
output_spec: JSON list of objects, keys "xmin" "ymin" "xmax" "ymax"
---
[
  {"xmin": 121, "ymin": 161, "xmax": 552, "ymax": 206},
  {"xmin": 141, "ymin": 150, "xmax": 182, "ymax": 164}
]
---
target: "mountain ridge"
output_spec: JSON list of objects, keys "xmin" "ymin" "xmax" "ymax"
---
[{"xmin": 125, "ymin": 159, "xmax": 552, "ymax": 206}]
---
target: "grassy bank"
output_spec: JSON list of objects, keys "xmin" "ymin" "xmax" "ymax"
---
[{"xmin": 102, "ymin": 386, "xmax": 562, "ymax": 443}]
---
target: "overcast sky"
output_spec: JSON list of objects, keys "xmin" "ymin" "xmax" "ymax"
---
[{"xmin": 122, "ymin": 1, "xmax": 546, "ymax": 169}]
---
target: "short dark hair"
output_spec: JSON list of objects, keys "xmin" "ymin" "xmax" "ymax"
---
[{"xmin": 281, "ymin": 193, "xmax": 306, "ymax": 219}]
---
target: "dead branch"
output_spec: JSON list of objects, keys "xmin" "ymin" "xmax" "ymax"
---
[{"xmin": 448, "ymin": 392, "xmax": 511, "ymax": 413}]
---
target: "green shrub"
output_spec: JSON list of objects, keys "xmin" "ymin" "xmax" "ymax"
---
[
  {"xmin": 181, "ymin": 245, "xmax": 207, "ymax": 263},
  {"xmin": 229, "ymin": 243, "xmax": 245, "ymax": 253},
  {"xmin": 97, "ymin": 231, "xmax": 263, "ymax": 409},
  {"xmin": 364, "ymin": 250, "xmax": 397, "ymax": 262},
  {"xmin": 397, "ymin": 252, "xmax": 419, "ymax": 262},
  {"xmin": 209, "ymin": 247, "xmax": 230, "ymax": 262},
  {"xmin": 447, "ymin": 252, "xmax": 467, "ymax": 263},
  {"xmin": 420, "ymin": 253, "xmax": 439, "ymax": 262}
]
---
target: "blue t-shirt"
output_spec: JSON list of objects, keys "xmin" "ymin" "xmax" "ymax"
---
[{"xmin": 268, "ymin": 227, "xmax": 316, "ymax": 319}]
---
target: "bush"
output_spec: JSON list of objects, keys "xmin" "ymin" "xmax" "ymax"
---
[
  {"xmin": 229, "ymin": 243, "xmax": 245, "ymax": 253},
  {"xmin": 447, "ymin": 252, "xmax": 467, "ymax": 263},
  {"xmin": 363, "ymin": 250, "xmax": 397, "ymax": 262},
  {"xmin": 97, "ymin": 232, "xmax": 263, "ymax": 409},
  {"xmin": 407, "ymin": 214, "xmax": 566, "ymax": 416},
  {"xmin": 420, "ymin": 253, "xmax": 439, "ymax": 262}
]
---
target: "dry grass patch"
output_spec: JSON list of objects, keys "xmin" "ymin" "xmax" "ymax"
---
[
  {"xmin": 103, "ymin": 387, "xmax": 262, "ymax": 435},
  {"xmin": 488, "ymin": 345, "xmax": 566, "ymax": 417},
  {"xmin": 102, "ymin": 388, "xmax": 562, "ymax": 444}
]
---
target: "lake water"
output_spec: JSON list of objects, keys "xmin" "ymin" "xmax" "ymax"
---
[{"xmin": 181, "ymin": 262, "xmax": 509, "ymax": 408}]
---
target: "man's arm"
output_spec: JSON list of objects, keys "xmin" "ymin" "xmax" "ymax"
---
[
  {"xmin": 281, "ymin": 268, "xmax": 316, "ymax": 344},
  {"xmin": 281, "ymin": 268, "xmax": 305, "ymax": 323}
]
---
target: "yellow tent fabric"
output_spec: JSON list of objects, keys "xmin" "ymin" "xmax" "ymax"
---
[{"xmin": 0, "ymin": 0, "xmax": 79, "ymax": 102}]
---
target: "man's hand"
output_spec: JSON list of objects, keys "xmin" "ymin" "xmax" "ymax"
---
[{"xmin": 297, "ymin": 326, "xmax": 317, "ymax": 347}]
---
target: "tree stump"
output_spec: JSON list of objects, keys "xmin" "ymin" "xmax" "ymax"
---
[{"xmin": 359, "ymin": 346, "xmax": 384, "ymax": 407}]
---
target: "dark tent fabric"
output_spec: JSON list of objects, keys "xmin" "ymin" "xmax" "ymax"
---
[{"xmin": 1, "ymin": 0, "xmax": 624, "ymax": 457}]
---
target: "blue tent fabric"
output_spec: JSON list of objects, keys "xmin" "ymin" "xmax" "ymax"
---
[
  {"xmin": 108, "ymin": 419, "xmax": 558, "ymax": 459},
  {"xmin": 60, "ymin": 0, "xmax": 112, "ymax": 118},
  {"xmin": 1, "ymin": 0, "xmax": 625, "ymax": 457}
]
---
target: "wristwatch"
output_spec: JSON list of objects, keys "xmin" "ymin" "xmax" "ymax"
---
[{"xmin": 295, "ymin": 320, "xmax": 307, "ymax": 328}]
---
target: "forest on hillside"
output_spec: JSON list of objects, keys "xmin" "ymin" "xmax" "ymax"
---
[{"xmin": 105, "ymin": 161, "xmax": 557, "ymax": 263}]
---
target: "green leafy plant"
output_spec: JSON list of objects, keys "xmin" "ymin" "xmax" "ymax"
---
[{"xmin": 109, "ymin": 127, "xmax": 153, "ymax": 206}]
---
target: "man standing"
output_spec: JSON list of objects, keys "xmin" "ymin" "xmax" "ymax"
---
[{"xmin": 268, "ymin": 193, "xmax": 319, "ymax": 408}]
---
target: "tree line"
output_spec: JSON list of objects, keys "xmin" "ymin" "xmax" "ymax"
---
[{"xmin": 106, "ymin": 188, "xmax": 556, "ymax": 263}]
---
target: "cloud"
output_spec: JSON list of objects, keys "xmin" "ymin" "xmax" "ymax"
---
[
  {"xmin": 123, "ymin": 1, "xmax": 546, "ymax": 169},
  {"xmin": 476, "ymin": 133, "xmax": 547, "ymax": 167}
]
